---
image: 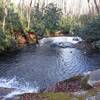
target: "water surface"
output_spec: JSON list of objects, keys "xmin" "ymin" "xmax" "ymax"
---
[{"xmin": 0, "ymin": 37, "xmax": 100, "ymax": 92}]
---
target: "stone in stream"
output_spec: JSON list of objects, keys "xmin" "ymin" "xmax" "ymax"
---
[
  {"xmin": 87, "ymin": 69, "xmax": 100, "ymax": 87},
  {"xmin": 0, "ymin": 87, "xmax": 15, "ymax": 99},
  {"xmin": 80, "ymin": 75, "xmax": 93, "ymax": 90}
]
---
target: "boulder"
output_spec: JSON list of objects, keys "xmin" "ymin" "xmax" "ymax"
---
[
  {"xmin": 14, "ymin": 31, "xmax": 27, "ymax": 47},
  {"xmin": 17, "ymin": 35, "xmax": 26, "ymax": 47},
  {"xmin": 26, "ymin": 32, "xmax": 38, "ymax": 44},
  {"xmin": 88, "ymin": 69, "xmax": 100, "ymax": 87},
  {"xmin": 81, "ymin": 75, "xmax": 93, "ymax": 90}
]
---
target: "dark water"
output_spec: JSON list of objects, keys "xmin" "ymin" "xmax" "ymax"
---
[{"xmin": 0, "ymin": 37, "xmax": 100, "ymax": 92}]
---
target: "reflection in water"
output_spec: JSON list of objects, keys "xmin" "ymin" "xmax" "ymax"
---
[{"xmin": 0, "ymin": 37, "xmax": 100, "ymax": 92}]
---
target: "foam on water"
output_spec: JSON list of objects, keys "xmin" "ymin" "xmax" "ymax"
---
[
  {"xmin": 0, "ymin": 77, "xmax": 39, "ymax": 92},
  {"xmin": 0, "ymin": 77, "xmax": 39, "ymax": 99},
  {"xmin": 3, "ymin": 90, "xmax": 33, "ymax": 100},
  {"xmin": 39, "ymin": 37, "xmax": 82, "ymax": 46}
]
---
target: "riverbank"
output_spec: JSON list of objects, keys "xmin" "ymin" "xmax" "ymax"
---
[
  {"xmin": 0, "ymin": 69, "xmax": 100, "ymax": 100},
  {"xmin": 0, "ymin": 36, "xmax": 100, "ymax": 55}
]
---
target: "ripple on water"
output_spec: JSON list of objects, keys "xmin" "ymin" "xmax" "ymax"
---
[{"xmin": 0, "ymin": 37, "xmax": 100, "ymax": 94}]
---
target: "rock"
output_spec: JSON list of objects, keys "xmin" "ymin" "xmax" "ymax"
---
[
  {"xmin": 26, "ymin": 32, "xmax": 38, "ymax": 44},
  {"xmin": 81, "ymin": 75, "xmax": 93, "ymax": 90},
  {"xmin": 88, "ymin": 69, "xmax": 100, "ymax": 87},
  {"xmin": 45, "ymin": 76, "xmax": 83, "ymax": 92},
  {"xmin": 50, "ymin": 42, "xmax": 73, "ymax": 48},
  {"xmin": 15, "ymin": 31, "xmax": 38, "ymax": 48},
  {"xmin": 74, "ymin": 40, "xmax": 99, "ymax": 54},
  {"xmin": 15, "ymin": 32, "xmax": 26, "ymax": 45},
  {"xmin": 0, "ymin": 87, "xmax": 15, "ymax": 99},
  {"xmin": 73, "ymin": 37, "xmax": 80, "ymax": 41},
  {"xmin": 17, "ymin": 36, "xmax": 26, "ymax": 44}
]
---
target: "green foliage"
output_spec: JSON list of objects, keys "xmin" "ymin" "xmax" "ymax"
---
[
  {"xmin": 43, "ymin": 3, "xmax": 62, "ymax": 34},
  {"xmin": 76, "ymin": 16, "xmax": 100, "ymax": 40},
  {"xmin": 59, "ymin": 17, "xmax": 78, "ymax": 34},
  {"xmin": 31, "ymin": 3, "xmax": 45, "ymax": 36},
  {"xmin": 0, "ymin": 29, "xmax": 11, "ymax": 51},
  {"xmin": 0, "ymin": 0, "xmax": 100, "ymax": 52},
  {"xmin": 78, "ymin": 15, "xmax": 91, "ymax": 27},
  {"xmin": 0, "ymin": 3, "xmax": 17, "ymax": 52},
  {"xmin": 6, "ymin": 11, "xmax": 23, "ymax": 33},
  {"xmin": 31, "ymin": 3, "xmax": 62, "ymax": 36}
]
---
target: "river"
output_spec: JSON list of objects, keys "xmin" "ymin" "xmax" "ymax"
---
[{"xmin": 0, "ymin": 37, "xmax": 100, "ymax": 93}]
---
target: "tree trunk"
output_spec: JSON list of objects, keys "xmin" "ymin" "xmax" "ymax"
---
[
  {"xmin": 94, "ymin": 0, "xmax": 99, "ymax": 14},
  {"xmin": 2, "ymin": 0, "xmax": 8, "ymax": 32},
  {"xmin": 27, "ymin": 0, "xmax": 32, "ymax": 30}
]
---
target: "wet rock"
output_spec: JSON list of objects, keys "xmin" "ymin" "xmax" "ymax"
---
[
  {"xmin": 17, "ymin": 34, "xmax": 26, "ymax": 44},
  {"xmin": 81, "ymin": 75, "xmax": 93, "ymax": 90},
  {"xmin": 0, "ymin": 87, "xmax": 15, "ymax": 95},
  {"xmin": 88, "ymin": 69, "xmax": 100, "ymax": 87},
  {"xmin": 0, "ymin": 87, "xmax": 15, "ymax": 99},
  {"xmin": 26, "ymin": 32, "xmax": 38, "ymax": 44},
  {"xmin": 50, "ymin": 42, "xmax": 74, "ymax": 48},
  {"xmin": 15, "ymin": 32, "xmax": 38, "ymax": 48},
  {"xmin": 73, "ymin": 37, "xmax": 80, "ymax": 41}
]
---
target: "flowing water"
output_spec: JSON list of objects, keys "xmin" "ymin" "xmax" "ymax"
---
[{"xmin": 0, "ymin": 37, "xmax": 100, "ymax": 96}]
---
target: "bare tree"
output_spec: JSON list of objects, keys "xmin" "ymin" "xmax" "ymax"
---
[
  {"xmin": 94, "ymin": 0, "xmax": 99, "ymax": 14},
  {"xmin": 2, "ymin": 0, "xmax": 9, "ymax": 32},
  {"xmin": 87, "ymin": 0, "xmax": 91, "ymax": 15},
  {"xmin": 27, "ymin": 0, "xmax": 32, "ymax": 30}
]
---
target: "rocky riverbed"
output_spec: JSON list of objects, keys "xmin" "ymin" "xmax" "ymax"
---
[{"xmin": 0, "ymin": 69, "xmax": 100, "ymax": 100}]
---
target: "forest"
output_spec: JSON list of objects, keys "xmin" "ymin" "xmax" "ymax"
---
[
  {"xmin": 0, "ymin": 0, "xmax": 100, "ymax": 100},
  {"xmin": 0, "ymin": 0, "xmax": 100, "ymax": 52}
]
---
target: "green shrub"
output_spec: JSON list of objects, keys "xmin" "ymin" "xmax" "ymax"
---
[
  {"xmin": 59, "ymin": 17, "xmax": 79, "ymax": 35},
  {"xmin": 0, "ymin": 30, "xmax": 12, "ymax": 51},
  {"xmin": 31, "ymin": 4, "xmax": 45, "ymax": 36},
  {"xmin": 31, "ymin": 3, "xmax": 62, "ymax": 36},
  {"xmin": 43, "ymin": 3, "xmax": 62, "ymax": 35},
  {"xmin": 76, "ymin": 16, "xmax": 100, "ymax": 40}
]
